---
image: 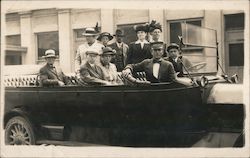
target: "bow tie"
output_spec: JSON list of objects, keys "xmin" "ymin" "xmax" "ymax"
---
[{"xmin": 153, "ymin": 59, "xmax": 162, "ymax": 63}]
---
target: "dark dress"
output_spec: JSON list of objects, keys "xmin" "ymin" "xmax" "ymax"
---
[{"xmin": 126, "ymin": 42, "xmax": 152, "ymax": 65}]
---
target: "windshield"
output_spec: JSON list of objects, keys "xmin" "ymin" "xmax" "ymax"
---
[{"xmin": 180, "ymin": 23, "xmax": 218, "ymax": 74}]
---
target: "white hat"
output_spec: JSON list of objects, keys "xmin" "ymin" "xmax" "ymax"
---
[
  {"xmin": 82, "ymin": 28, "xmax": 98, "ymax": 36},
  {"xmin": 43, "ymin": 49, "xmax": 56, "ymax": 58},
  {"xmin": 85, "ymin": 47, "xmax": 100, "ymax": 55}
]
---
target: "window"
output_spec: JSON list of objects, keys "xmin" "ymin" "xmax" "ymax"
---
[
  {"xmin": 229, "ymin": 43, "xmax": 244, "ymax": 66},
  {"xmin": 5, "ymin": 52, "xmax": 22, "ymax": 65},
  {"xmin": 170, "ymin": 19, "xmax": 202, "ymax": 45},
  {"xmin": 6, "ymin": 35, "xmax": 21, "ymax": 46},
  {"xmin": 117, "ymin": 23, "xmax": 146, "ymax": 45},
  {"xmin": 225, "ymin": 13, "xmax": 244, "ymax": 30},
  {"xmin": 37, "ymin": 32, "xmax": 59, "ymax": 59}
]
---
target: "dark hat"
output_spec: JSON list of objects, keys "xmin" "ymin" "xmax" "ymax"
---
[
  {"xmin": 150, "ymin": 41, "xmax": 164, "ymax": 50},
  {"xmin": 101, "ymin": 47, "xmax": 116, "ymax": 56},
  {"xmin": 149, "ymin": 20, "xmax": 162, "ymax": 32},
  {"xmin": 86, "ymin": 47, "xmax": 100, "ymax": 55},
  {"xmin": 97, "ymin": 32, "xmax": 113, "ymax": 41},
  {"xmin": 167, "ymin": 43, "xmax": 180, "ymax": 52},
  {"xmin": 134, "ymin": 23, "xmax": 149, "ymax": 33},
  {"xmin": 82, "ymin": 27, "xmax": 98, "ymax": 36},
  {"xmin": 43, "ymin": 49, "xmax": 56, "ymax": 58},
  {"xmin": 114, "ymin": 29, "xmax": 125, "ymax": 37}
]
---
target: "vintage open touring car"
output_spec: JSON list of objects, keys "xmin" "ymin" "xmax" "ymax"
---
[{"xmin": 3, "ymin": 24, "xmax": 244, "ymax": 147}]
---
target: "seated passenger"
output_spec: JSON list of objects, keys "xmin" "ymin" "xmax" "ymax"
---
[
  {"xmin": 40, "ymin": 49, "xmax": 70, "ymax": 87},
  {"xmin": 122, "ymin": 41, "xmax": 176, "ymax": 83},
  {"xmin": 100, "ymin": 47, "xmax": 123, "ymax": 85},
  {"xmin": 164, "ymin": 43, "xmax": 192, "ymax": 77},
  {"xmin": 79, "ymin": 48, "xmax": 112, "ymax": 86}
]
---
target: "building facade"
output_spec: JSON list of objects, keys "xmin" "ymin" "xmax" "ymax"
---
[{"xmin": 4, "ymin": 8, "xmax": 245, "ymax": 82}]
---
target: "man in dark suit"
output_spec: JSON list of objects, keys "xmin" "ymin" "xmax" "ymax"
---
[
  {"xmin": 164, "ymin": 43, "xmax": 192, "ymax": 77},
  {"xmin": 126, "ymin": 24, "xmax": 152, "ymax": 65},
  {"xmin": 40, "ymin": 49, "xmax": 69, "ymax": 86},
  {"xmin": 122, "ymin": 41, "xmax": 176, "ymax": 83},
  {"xmin": 108, "ymin": 29, "xmax": 129, "ymax": 72},
  {"xmin": 79, "ymin": 48, "xmax": 111, "ymax": 85}
]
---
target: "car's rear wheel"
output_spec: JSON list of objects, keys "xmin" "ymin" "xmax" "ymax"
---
[{"xmin": 5, "ymin": 116, "xmax": 35, "ymax": 145}]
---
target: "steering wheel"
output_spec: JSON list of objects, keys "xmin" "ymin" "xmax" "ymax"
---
[{"xmin": 187, "ymin": 62, "xmax": 207, "ymax": 72}]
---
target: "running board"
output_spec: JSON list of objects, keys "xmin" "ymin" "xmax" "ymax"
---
[
  {"xmin": 41, "ymin": 125, "xmax": 64, "ymax": 141},
  {"xmin": 36, "ymin": 140, "xmax": 106, "ymax": 146}
]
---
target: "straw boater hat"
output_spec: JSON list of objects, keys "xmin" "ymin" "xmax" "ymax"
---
[
  {"xmin": 82, "ymin": 28, "xmax": 98, "ymax": 36},
  {"xmin": 101, "ymin": 47, "xmax": 116, "ymax": 56},
  {"xmin": 97, "ymin": 32, "xmax": 113, "ymax": 41},
  {"xmin": 43, "ymin": 49, "xmax": 57, "ymax": 58}
]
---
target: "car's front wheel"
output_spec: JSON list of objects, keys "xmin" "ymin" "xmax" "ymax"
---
[{"xmin": 5, "ymin": 116, "xmax": 35, "ymax": 145}]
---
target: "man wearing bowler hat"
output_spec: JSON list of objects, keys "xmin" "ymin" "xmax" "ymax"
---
[
  {"xmin": 40, "ymin": 49, "xmax": 70, "ymax": 86},
  {"xmin": 97, "ymin": 32, "xmax": 113, "ymax": 47},
  {"xmin": 122, "ymin": 41, "xmax": 176, "ymax": 83},
  {"xmin": 164, "ymin": 43, "xmax": 192, "ymax": 77},
  {"xmin": 75, "ymin": 27, "xmax": 104, "ymax": 77},
  {"xmin": 108, "ymin": 29, "xmax": 129, "ymax": 72},
  {"xmin": 79, "ymin": 47, "xmax": 111, "ymax": 86}
]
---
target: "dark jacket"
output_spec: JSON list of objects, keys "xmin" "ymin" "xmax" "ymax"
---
[
  {"xmin": 39, "ymin": 64, "xmax": 69, "ymax": 86},
  {"xmin": 125, "ymin": 58, "xmax": 176, "ymax": 83},
  {"xmin": 126, "ymin": 42, "xmax": 152, "ymax": 65},
  {"xmin": 79, "ymin": 62, "xmax": 107, "ymax": 85},
  {"xmin": 164, "ymin": 56, "xmax": 192, "ymax": 77},
  {"xmin": 108, "ymin": 42, "xmax": 129, "ymax": 72}
]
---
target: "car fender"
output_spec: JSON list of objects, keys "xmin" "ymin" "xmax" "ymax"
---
[{"xmin": 206, "ymin": 83, "xmax": 243, "ymax": 104}]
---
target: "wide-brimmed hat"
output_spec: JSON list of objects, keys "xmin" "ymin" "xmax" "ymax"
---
[
  {"xmin": 167, "ymin": 43, "xmax": 180, "ymax": 52},
  {"xmin": 150, "ymin": 41, "xmax": 164, "ymax": 50},
  {"xmin": 101, "ymin": 47, "xmax": 116, "ymax": 56},
  {"xmin": 113, "ymin": 29, "xmax": 125, "ymax": 37},
  {"xmin": 149, "ymin": 20, "xmax": 162, "ymax": 32},
  {"xmin": 97, "ymin": 32, "xmax": 113, "ymax": 41},
  {"xmin": 86, "ymin": 47, "xmax": 100, "ymax": 55},
  {"xmin": 82, "ymin": 27, "xmax": 98, "ymax": 36},
  {"xmin": 134, "ymin": 23, "xmax": 149, "ymax": 33},
  {"xmin": 43, "ymin": 49, "xmax": 57, "ymax": 58}
]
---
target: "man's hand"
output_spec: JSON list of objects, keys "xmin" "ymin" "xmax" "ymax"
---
[
  {"xmin": 122, "ymin": 68, "xmax": 132, "ymax": 78},
  {"xmin": 58, "ymin": 81, "xmax": 65, "ymax": 86}
]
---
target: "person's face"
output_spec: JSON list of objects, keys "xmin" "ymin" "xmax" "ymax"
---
[
  {"xmin": 101, "ymin": 36, "xmax": 110, "ymax": 46},
  {"xmin": 85, "ymin": 35, "xmax": 96, "ymax": 44},
  {"xmin": 116, "ymin": 36, "xmax": 123, "ymax": 43},
  {"xmin": 151, "ymin": 29, "xmax": 161, "ymax": 41},
  {"xmin": 46, "ymin": 57, "xmax": 56, "ymax": 65},
  {"xmin": 168, "ymin": 48, "xmax": 179, "ymax": 59},
  {"xmin": 101, "ymin": 54, "xmax": 113, "ymax": 65},
  {"xmin": 137, "ymin": 31, "xmax": 146, "ymax": 40},
  {"xmin": 87, "ymin": 54, "xmax": 98, "ymax": 64},
  {"xmin": 151, "ymin": 48, "xmax": 163, "ymax": 59}
]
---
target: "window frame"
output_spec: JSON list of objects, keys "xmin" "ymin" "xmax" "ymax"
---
[{"xmin": 35, "ymin": 31, "xmax": 59, "ymax": 62}]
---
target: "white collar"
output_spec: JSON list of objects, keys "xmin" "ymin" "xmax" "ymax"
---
[
  {"xmin": 135, "ymin": 40, "xmax": 149, "ymax": 44},
  {"xmin": 116, "ymin": 42, "xmax": 123, "ymax": 46},
  {"xmin": 86, "ymin": 40, "xmax": 98, "ymax": 46}
]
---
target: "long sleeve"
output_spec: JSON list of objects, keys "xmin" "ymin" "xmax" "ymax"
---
[
  {"xmin": 167, "ymin": 63, "xmax": 177, "ymax": 82},
  {"xmin": 40, "ymin": 69, "xmax": 58, "ymax": 86},
  {"xmin": 80, "ymin": 67, "xmax": 107, "ymax": 85},
  {"xmin": 126, "ymin": 43, "xmax": 133, "ymax": 64}
]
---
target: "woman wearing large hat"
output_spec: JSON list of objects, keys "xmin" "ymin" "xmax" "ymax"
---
[
  {"xmin": 126, "ymin": 23, "xmax": 152, "ymax": 65},
  {"xmin": 97, "ymin": 32, "xmax": 113, "ymax": 47}
]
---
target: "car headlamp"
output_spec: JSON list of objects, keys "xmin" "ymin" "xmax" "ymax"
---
[
  {"xmin": 230, "ymin": 74, "xmax": 238, "ymax": 83},
  {"xmin": 196, "ymin": 76, "xmax": 209, "ymax": 87}
]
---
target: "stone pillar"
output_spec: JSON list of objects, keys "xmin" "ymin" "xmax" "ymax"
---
[
  {"xmin": 149, "ymin": 9, "xmax": 165, "ymax": 41},
  {"xmin": 58, "ymin": 9, "xmax": 73, "ymax": 73},
  {"xmin": 101, "ymin": 9, "xmax": 114, "ymax": 34},
  {"xmin": 20, "ymin": 11, "xmax": 35, "ymax": 64}
]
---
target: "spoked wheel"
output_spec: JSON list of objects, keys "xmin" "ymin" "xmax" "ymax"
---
[{"xmin": 5, "ymin": 116, "xmax": 35, "ymax": 145}]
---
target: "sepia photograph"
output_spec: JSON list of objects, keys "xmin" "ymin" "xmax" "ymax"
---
[{"xmin": 0, "ymin": 0, "xmax": 249, "ymax": 157}]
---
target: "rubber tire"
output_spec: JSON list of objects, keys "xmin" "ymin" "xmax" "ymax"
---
[{"xmin": 5, "ymin": 116, "xmax": 36, "ymax": 145}]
